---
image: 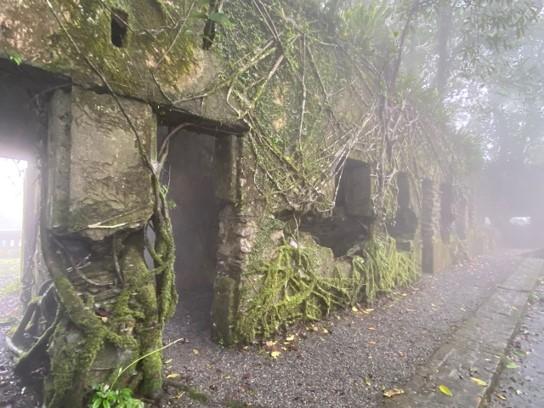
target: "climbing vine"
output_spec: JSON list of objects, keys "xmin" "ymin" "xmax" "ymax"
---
[{"xmin": 194, "ymin": 0, "xmax": 464, "ymax": 219}]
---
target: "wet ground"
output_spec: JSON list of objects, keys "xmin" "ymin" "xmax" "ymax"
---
[
  {"xmin": 0, "ymin": 253, "xmax": 527, "ymax": 407},
  {"xmin": 0, "ymin": 258, "xmax": 38, "ymax": 408},
  {"xmin": 487, "ymin": 279, "xmax": 544, "ymax": 408},
  {"xmin": 162, "ymin": 254, "xmax": 520, "ymax": 407}
]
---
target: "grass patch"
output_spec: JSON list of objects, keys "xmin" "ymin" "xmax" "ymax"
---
[{"xmin": 0, "ymin": 258, "xmax": 20, "ymax": 276}]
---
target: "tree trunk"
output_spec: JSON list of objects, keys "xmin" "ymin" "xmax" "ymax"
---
[{"xmin": 435, "ymin": 0, "xmax": 453, "ymax": 97}]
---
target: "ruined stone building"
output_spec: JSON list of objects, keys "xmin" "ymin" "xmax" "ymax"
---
[{"xmin": 0, "ymin": 1, "xmax": 488, "ymax": 406}]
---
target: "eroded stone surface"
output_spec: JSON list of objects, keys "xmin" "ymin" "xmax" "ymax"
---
[{"xmin": 48, "ymin": 86, "xmax": 156, "ymax": 240}]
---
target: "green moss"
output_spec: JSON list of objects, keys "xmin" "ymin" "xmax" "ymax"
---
[
  {"xmin": 34, "ymin": 212, "xmax": 176, "ymax": 407},
  {"xmin": 235, "ymin": 235, "xmax": 420, "ymax": 343},
  {"xmin": 352, "ymin": 237, "xmax": 421, "ymax": 304},
  {"xmin": 211, "ymin": 275, "xmax": 237, "ymax": 345},
  {"xmin": 236, "ymin": 239, "xmax": 362, "ymax": 343}
]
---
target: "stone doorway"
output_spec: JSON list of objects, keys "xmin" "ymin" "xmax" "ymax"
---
[
  {"xmin": 0, "ymin": 61, "xmax": 68, "ymax": 309},
  {"xmin": 161, "ymin": 126, "xmax": 220, "ymax": 331}
]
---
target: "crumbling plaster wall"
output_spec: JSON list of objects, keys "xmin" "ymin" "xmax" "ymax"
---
[
  {"xmin": 48, "ymin": 87, "xmax": 156, "ymax": 237},
  {"xmin": 39, "ymin": 85, "xmax": 164, "ymax": 406}
]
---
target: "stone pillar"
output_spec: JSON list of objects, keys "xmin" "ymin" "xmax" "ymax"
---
[
  {"xmin": 211, "ymin": 134, "xmax": 247, "ymax": 345},
  {"xmin": 456, "ymin": 196, "xmax": 468, "ymax": 240},
  {"xmin": 421, "ymin": 178, "xmax": 435, "ymax": 274},
  {"xmin": 16, "ymin": 86, "xmax": 168, "ymax": 407},
  {"xmin": 20, "ymin": 158, "xmax": 44, "ymax": 306},
  {"xmin": 440, "ymin": 182, "xmax": 454, "ymax": 243},
  {"xmin": 393, "ymin": 172, "xmax": 418, "ymax": 250}
]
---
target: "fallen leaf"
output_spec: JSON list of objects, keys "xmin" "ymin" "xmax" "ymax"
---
[
  {"xmin": 368, "ymin": 327, "xmax": 376, "ymax": 331},
  {"xmin": 166, "ymin": 373, "xmax": 180, "ymax": 379},
  {"xmin": 270, "ymin": 351, "xmax": 281, "ymax": 359},
  {"xmin": 285, "ymin": 335, "xmax": 295, "ymax": 342},
  {"xmin": 505, "ymin": 361, "xmax": 519, "ymax": 369},
  {"xmin": 192, "ymin": 349, "xmax": 200, "ymax": 355},
  {"xmin": 352, "ymin": 306, "xmax": 359, "ymax": 312},
  {"xmin": 322, "ymin": 328, "xmax": 329, "ymax": 334},
  {"xmin": 438, "ymin": 384, "xmax": 453, "ymax": 397},
  {"xmin": 383, "ymin": 388, "xmax": 404, "ymax": 398},
  {"xmin": 496, "ymin": 394, "xmax": 507, "ymax": 401},
  {"xmin": 470, "ymin": 377, "xmax": 487, "ymax": 387}
]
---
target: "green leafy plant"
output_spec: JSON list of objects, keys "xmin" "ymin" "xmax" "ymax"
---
[
  {"xmin": 8, "ymin": 52, "xmax": 23, "ymax": 65},
  {"xmin": 90, "ymin": 384, "xmax": 143, "ymax": 408},
  {"xmin": 89, "ymin": 338, "xmax": 184, "ymax": 407}
]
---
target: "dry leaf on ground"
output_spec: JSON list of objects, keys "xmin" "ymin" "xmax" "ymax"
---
[
  {"xmin": 438, "ymin": 384, "xmax": 453, "ymax": 397},
  {"xmin": 383, "ymin": 388, "xmax": 405, "ymax": 398}
]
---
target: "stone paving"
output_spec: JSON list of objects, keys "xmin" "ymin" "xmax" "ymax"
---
[
  {"xmin": 486, "ymin": 278, "xmax": 544, "ymax": 408},
  {"xmin": 385, "ymin": 257, "xmax": 544, "ymax": 408}
]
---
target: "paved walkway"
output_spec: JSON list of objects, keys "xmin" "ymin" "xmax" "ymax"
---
[
  {"xmin": 384, "ymin": 257, "xmax": 544, "ymax": 408},
  {"xmin": 487, "ymin": 277, "xmax": 544, "ymax": 408}
]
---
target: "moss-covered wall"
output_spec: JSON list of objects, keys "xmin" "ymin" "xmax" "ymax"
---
[
  {"xmin": 1, "ymin": 0, "xmax": 486, "ymax": 388},
  {"xmin": 0, "ymin": 0, "xmax": 235, "ymax": 124}
]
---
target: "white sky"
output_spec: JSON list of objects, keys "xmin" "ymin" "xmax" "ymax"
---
[{"xmin": 0, "ymin": 158, "xmax": 26, "ymax": 231}]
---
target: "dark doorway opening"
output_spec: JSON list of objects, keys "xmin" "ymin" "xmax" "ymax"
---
[
  {"xmin": 0, "ymin": 60, "xmax": 67, "ymax": 310},
  {"xmin": 0, "ymin": 61, "xmax": 68, "ymax": 404},
  {"xmin": 300, "ymin": 159, "xmax": 374, "ymax": 256},
  {"xmin": 111, "ymin": 9, "xmax": 129, "ymax": 48},
  {"xmin": 161, "ymin": 126, "xmax": 220, "ymax": 331}
]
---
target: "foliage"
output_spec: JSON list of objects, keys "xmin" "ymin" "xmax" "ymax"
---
[
  {"xmin": 352, "ymin": 236, "xmax": 420, "ymax": 304},
  {"xmin": 88, "ymin": 337, "xmax": 184, "ymax": 407},
  {"xmin": 89, "ymin": 384, "xmax": 143, "ymax": 408},
  {"xmin": 207, "ymin": 0, "xmax": 463, "ymax": 220},
  {"xmin": 7, "ymin": 51, "xmax": 23, "ymax": 65}
]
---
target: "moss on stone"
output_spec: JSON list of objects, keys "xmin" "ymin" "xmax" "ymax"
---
[{"xmin": 234, "ymin": 234, "xmax": 420, "ymax": 343}]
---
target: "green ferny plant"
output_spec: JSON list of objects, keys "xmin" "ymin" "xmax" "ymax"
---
[
  {"xmin": 89, "ymin": 384, "xmax": 143, "ymax": 408},
  {"xmin": 89, "ymin": 338, "xmax": 185, "ymax": 407}
]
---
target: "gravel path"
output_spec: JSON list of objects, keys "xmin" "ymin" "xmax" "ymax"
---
[
  {"xmin": 162, "ymin": 253, "xmax": 520, "ymax": 408},
  {"xmin": 488, "ymin": 277, "xmax": 544, "ymax": 408},
  {"xmin": 0, "ymin": 254, "xmax": 523, "ymax": 407}
]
